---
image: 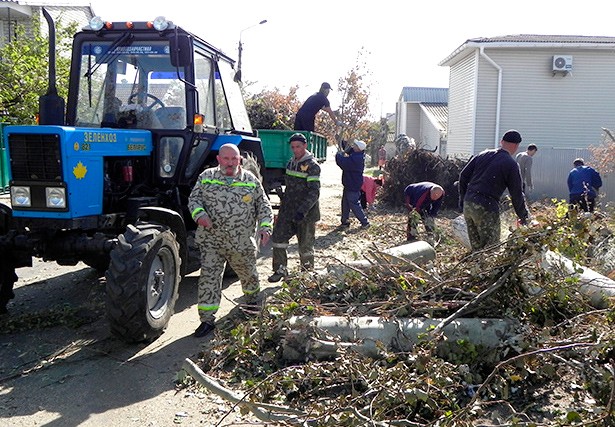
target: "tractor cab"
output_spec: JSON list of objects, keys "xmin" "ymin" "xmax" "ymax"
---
[{"xmin": 63, "ymin": 16, "xmax": 256, "ymax": 186}]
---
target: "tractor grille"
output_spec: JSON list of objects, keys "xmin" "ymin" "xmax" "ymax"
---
[{"xmin": 8, "ymin": 133, "xmax": 63, "ymax": 181}]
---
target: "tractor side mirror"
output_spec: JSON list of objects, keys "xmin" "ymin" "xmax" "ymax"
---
[{"xmin": 169, "ymin": 34, "xmax": 193, "ymax": 67}]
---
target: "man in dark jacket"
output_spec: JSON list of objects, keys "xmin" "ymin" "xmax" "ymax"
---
[
  {"xmin": 567, "ymin": 158, "xmax": 602, "ymax": 212},
  {"xmin": 294, "ymin": 82, "xmax": 342, "ymax": 131},
  {"xmin": 268, "ymin": 133, "xmax": 321, "ymax": 282},
  {"xmin": 459, "ymin": 130, "xmax": 529, "ymax": 251},
  {"xmin": 335, "ymin": 140, "xmax": 370, "ymax": 228}
]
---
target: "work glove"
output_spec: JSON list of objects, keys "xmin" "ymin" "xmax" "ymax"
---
[{"xmin": 293, "ymin": 211, "xmax": 305, "ymax": 222}]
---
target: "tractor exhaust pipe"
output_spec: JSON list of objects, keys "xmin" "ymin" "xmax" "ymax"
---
[{"xmin": 38, "ymin": 8, "xmax": 65, "ymax": 125}]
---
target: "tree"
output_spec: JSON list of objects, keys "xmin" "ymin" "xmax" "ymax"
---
[
  {"xmin": 0, "ymin": 16, "xmax": 76, "ymax": 124},
  {"xmin": 588, "ymin": 127, "xmax": 615, "ymax": 173},
  {"xmin": 243, "ymin": 48, "xmax": 377, "ymax": 150},
  {"xmin": 317, "ymin": 49, "xmax": 373, "ymax": 149},
  {"xmin": 245, "ymin": 85, "xmax": 301, "ymax": 130}
]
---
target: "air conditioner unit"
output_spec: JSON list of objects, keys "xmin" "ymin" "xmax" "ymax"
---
[{"xmin": 553, "ymin": 55, "xmax": 573, "ymax": 72}]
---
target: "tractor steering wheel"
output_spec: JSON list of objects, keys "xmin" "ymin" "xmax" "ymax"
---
[{"xmin": 128, "ymin": 93, "xmax": 165, "ymax": 111}]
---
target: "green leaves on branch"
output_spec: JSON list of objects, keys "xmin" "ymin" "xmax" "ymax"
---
[{"xmin": 0, "ymin": 16, "xmax": 76, "ymax": 124}]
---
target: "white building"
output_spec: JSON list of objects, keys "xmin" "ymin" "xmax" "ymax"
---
[{"xmin": 435, "ymin": 34, "xmax": 615, "ymax": 201}]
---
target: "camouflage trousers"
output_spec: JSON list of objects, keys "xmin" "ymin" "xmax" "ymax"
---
[
  {"xmin": 196, "ymin": 239, "xmax": 259, "ymax": 323},
  {"xmin": 463, "ymin": 201, "xmax": 501, "ymax": 251},
  {"xmin": 271, "ymin": 214, "xmax": 316, "ymax": 272}
]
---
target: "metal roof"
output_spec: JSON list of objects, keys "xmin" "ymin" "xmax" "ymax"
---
[
  {"xmin": 468, "ymin": 34, "xmax": 615, "ymax": 44},
  {"xmin": 0, "ymin": 0, "xmax": 30, "ymax": 20},
  {"xmin": 400, "ymin": 87, "xmax": 448, "ymax": 103},
  {"xmin": 420, "ymin": 103, "xmax": 448, "ymax": 134},
  {"xmin": 440, "ymin": 34, "xmax": 615, "ymax": 66}
]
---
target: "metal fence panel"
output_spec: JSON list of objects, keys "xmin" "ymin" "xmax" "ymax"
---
[{"xmin": 530, "ymin": 147, "xmax": 613, "ymax": 204}]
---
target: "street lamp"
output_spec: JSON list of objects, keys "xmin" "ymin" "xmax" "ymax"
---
[{"xmin": 234, "ymin": 19, "xmax": 267, "ymax": 83}]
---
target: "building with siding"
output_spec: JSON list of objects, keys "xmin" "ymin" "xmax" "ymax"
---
[
  {"xmin": 0, "ymin": 0, "xmax": 93, "ymax": 46},
  {"xmin": 396, "ymin": 87, "xmax": 448, "ymax": 155},
  {"xmin": 439, "ymin": 34, "xmax": 615, "ymax": 201}
]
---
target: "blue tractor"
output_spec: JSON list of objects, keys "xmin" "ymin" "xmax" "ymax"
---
[{"xmin": 0, "ymin": 12, "xmax": 266, "ymax": 342}]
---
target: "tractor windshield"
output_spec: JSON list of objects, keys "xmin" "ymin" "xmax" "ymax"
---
[{"xmin": 76, "ymin": 40, "xmax": 187, "ymax": 130}]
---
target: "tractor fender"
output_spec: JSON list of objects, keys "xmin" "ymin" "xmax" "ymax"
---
[{"xmin": 136, "ymin": 207, "xmax": 188, "ymax": 276}]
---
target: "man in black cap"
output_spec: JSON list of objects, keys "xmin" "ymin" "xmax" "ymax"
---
[
  {"xmin": 458, "ymin": 130, "xmax": 530, "ymax": 251},
  {"xmin": 294, "ymin": 82, "xmax": 342, "ymax": 131}
]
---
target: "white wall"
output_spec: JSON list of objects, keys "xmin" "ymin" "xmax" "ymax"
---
[
  {"xmin": 473, "ymin": 48, "xmax": 615, "ymax": 154},
  {"xmin": 447, "ymin": 52, "xmax": 477, "ymax": 156}
]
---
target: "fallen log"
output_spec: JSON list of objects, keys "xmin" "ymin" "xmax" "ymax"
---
[
  {"xmin": 451, "ymin": 214, "xmax": 615, "ymax": 308},
  {"xmin": 541, "ymin": 250, "xmax": 615, "ymax": 308},
  {"xmin": 283, "ymin": 316, "xmax": 522, "ymax": 360},
  {"xmin": 324, "ymin": 240, "xmax": 436, "ymax": 278}
]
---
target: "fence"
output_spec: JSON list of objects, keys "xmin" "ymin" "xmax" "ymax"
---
[{"xmin": 530, "ymin": 147, "xmax": 614, "ymax": 205}]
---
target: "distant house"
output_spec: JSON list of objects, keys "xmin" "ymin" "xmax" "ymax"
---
[
  {"xmin": 0, "ymin": 0, "xmax": 93, "ymax": 46},
  {"xmin": 438, "ymin": 35, "xmax": 615, "ymax": 201},
  {"xmin": 395, "ymin": 87, "xmax": 448, "ymax": 155}
]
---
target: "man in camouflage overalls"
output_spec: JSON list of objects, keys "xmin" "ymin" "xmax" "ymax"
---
[
  {"xmin": 268, "ymin": 133, "xmax": 321, "ymax": 282},
  {"xmin": 188, "ymin": 144, "xmax": 273, "ymax": 337}
]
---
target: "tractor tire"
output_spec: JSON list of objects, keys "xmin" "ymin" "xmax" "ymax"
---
[
  {"xmin": 105, "ymin": 222, "xmax": 181, "ymax": 343},
  {"xmin": 83, "ymin": 255, "xmax": 110, "ymax": 276},
  {"xmin": 0, "ymin": 255, "xmax": 17, "ymax": 314}
]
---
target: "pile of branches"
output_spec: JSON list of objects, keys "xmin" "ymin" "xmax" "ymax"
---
[
  {"xmin": 380, "ymin": 149, "xmax": 467, "ymax": 209},
  {"xmin": 184, "ymin": 204, "xmax": 615, "ymax": 426}
]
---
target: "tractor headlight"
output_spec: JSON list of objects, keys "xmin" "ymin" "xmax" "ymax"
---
[
  {"xmin": 46, "ymin": 187, "xmax": 66, "ymax": 209},
  {"xmin": 88, "ymin": 16, "xmax": 105, "ymax": 31},
  {"xmin": 152, "ymin": 16, "xmax": 169, "ymax": 31},
  {"xmin": 11, "ymin": 186, "xmax": 31, "ymax": 207}
]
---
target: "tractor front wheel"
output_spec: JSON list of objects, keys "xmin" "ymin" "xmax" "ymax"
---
[
  {"xmin": 106, "ymin": 223, "xmax": 181, "ymax": 342},
  {"xmin": 0, "ymin": 255, "xmax": 17, "ymax": 314}
]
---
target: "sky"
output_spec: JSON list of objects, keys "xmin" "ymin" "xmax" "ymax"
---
[{"xmin": 86, "ymin": 0, "xmax": 615, "ymax": 119}]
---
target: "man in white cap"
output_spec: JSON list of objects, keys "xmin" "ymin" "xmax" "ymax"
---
[
  {"xmin": 294, "ymin": 82, "xmax": 342, "ymax": 131},
  {"xmin": 335, "ymin": 140, "xmax": 370, "ymax": 229}
]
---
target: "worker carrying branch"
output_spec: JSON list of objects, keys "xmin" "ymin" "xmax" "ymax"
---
[{"xmin": 294, "ymin": 82, "xmax": 342, "ymax": 131}]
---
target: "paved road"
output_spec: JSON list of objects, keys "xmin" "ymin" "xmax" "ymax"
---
[{"xmin": 0, "ymin": 146, "xmax": 343, "ymax": 426}]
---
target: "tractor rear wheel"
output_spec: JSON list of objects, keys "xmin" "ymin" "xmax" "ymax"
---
[{"xmin": 105, "ymin": 222, "xmax": 181, "ymax": 342}]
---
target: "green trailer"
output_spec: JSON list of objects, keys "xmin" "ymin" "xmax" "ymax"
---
[{"xmin": 258, "ymin": 129, "xmax": 327, "ymax": 195}]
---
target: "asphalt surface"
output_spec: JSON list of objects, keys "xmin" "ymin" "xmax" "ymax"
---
[{"xmin": 0, "ymin": 146, "xmax": 344, "ymax": 426}]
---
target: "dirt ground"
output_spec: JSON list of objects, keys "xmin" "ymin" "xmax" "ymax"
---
[{"xmin": 0, "ymin": 146, "xmax": 393, "ymax": 426}]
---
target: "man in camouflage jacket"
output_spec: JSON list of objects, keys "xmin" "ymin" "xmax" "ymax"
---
[
  {"xmin": 188, "ymin": 144, "xmax": 273, "ymax": 337},
  {"xmin": 268, "ymin": 133, "xmax": 321, "ymax": 282}
]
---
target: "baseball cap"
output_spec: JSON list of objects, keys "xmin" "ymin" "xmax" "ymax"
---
[
  {"xmin": 320, "ymin": 82, "xmax": 332, "ymax": 90},
  {"xmin": 289, "ymin": 133, "xmax": 307, "ymax": 143},
  {"xmin": 354, "ymin": 140, "xmax": 366, "ymax": 151},
  {"xmin": 502, "ymin": 130, "xmax": 522, "ymax": 144}
]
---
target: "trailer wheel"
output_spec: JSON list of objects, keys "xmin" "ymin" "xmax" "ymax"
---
[{"xmin": 105, "ymin": 222, "xmax": 181, "ymax": 343}]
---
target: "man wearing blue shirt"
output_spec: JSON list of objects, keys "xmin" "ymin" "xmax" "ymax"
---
[
  {"xmin": 404, "ymin": 182, "xmax": 445, "ymax": 241},
  {"xmin": 567, "ymin": 158, "xmax": 602, "ymax": 212},
  {"xmin": 335, "ymin": 140, "xmax": 370, "ymax": 229}
]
